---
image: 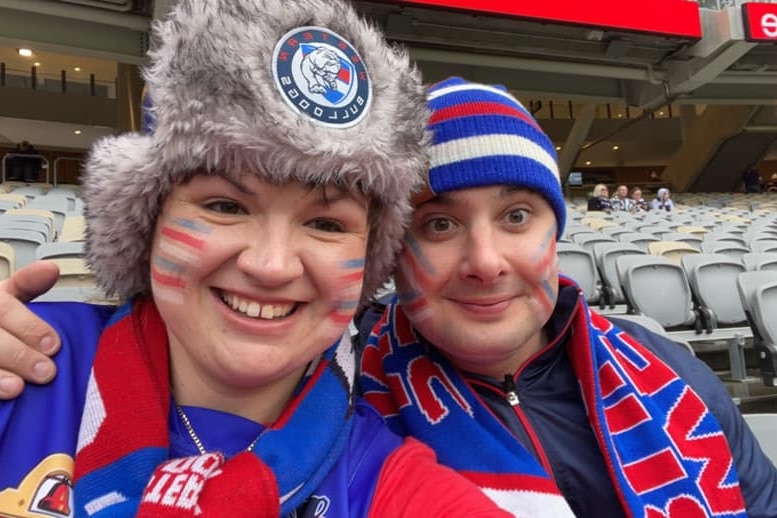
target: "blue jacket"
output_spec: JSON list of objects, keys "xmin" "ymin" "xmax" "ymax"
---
[
  {"xmin": 356, "ymin": 284, "xmax": 777, "ymax": 517},
  {"xmin": 0, "ymin": 302, "xmax": 502, "ymax": 518}
]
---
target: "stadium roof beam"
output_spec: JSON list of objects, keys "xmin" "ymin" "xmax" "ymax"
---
[{"xmin": 626, "ymin": 8, "xmax": 757, "ymax": 109}]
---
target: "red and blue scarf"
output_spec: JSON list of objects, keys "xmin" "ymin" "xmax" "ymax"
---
[
  {"xmin": 72, "ymin": 298, "xmax": 356, "ymax": 517},
  {"xmin": 361, "ymin": 293, "xmax": 747, "ymax": 517}
]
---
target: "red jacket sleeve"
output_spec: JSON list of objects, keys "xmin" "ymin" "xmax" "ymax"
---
[{"xmin": 367, "ymin": 437, "xmax": 513, "ymax": 517}]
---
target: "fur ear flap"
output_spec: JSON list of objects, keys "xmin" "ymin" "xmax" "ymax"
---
[{"xmin": 82, "ymin": 134, "xmax": 164, "ymax": 298}]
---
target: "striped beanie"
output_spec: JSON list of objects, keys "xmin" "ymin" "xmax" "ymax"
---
[{"xmin": 417, "ymin": 77, "xmax": 566, "ymax": 236}]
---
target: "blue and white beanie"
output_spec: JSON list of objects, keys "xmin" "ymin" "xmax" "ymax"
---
[{"xmin": 416, "ymin": 77, "xmax": 566, "ymax": 237}]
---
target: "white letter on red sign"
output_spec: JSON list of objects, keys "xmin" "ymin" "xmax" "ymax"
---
[{"xmin": 761, "ymin": 13, "xmax": 777, "ymax": 38}]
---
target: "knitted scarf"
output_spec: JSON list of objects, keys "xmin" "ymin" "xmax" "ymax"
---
[
  {"xmin": 361, "ymin": 295, "xmax": 747, "ymax": 518},
  {"xmin": 72, "ymin": 298, "xmax": 356, "ymax": 517}
]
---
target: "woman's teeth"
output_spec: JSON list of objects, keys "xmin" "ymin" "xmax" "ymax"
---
[{"xmin": 220, "ymin": 292, "xmax": 295, "ymax": 319}]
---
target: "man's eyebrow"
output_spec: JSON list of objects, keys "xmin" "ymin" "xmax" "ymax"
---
[{"xmin": 502, "ymin": 185, "xmax": 529, "ymax": 196}]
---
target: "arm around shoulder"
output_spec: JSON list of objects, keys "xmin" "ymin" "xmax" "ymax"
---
[{"xmin": 368, "ymin": 437, "xmax": 512, "ymax": 517}]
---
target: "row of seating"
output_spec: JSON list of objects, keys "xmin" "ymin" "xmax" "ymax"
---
[{"xmin": 559, "ymin": 243, "xmax": 777, "ymax": 386}]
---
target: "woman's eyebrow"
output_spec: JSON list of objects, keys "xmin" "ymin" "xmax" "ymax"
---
[{"xmin": 221, "ymin": 176, "xmax": 256, "ymax": 196}]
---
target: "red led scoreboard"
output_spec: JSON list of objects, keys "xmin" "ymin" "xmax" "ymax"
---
[
  {"xmin": 370, "ymin": 0, "xmax": 702, "ymax": 39},
  {"xmin": 742, "ymin": 2, "xmax": 777, "ymax": 42}
]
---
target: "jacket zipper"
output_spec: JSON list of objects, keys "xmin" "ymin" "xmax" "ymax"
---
[{"xmin": 503, "ymin": 374, "xmax": 520, "ymax": 406}]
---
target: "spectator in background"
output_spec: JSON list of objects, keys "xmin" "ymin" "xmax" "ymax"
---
[
  {"xmin": 587, "ymin": 183, "xmax": 612, "ymax": 212},
  {"xmin": 629, "ymin": 186, "xmax": 648, "ymax": 212},
  {"xmin": 651, "ymin": 187, "xmax": 674, "ymax": 212},
  {"xmin": 765, "ymin": 173, "xmax": 777, "ymax": 193},
  {"xmin": 743, "ymin": 163, "xmax": 762, "ymax": 194},
  {"xmin": 609, "ymin": 184, "xmax": 629, "ymax": 211},
  {"xmin": 648, "ymin": 169, "xmax": 661, "ymax": 182},
  {"xmin": 17, "ymin": 141, "xmax": 41, "ymax": 183}
]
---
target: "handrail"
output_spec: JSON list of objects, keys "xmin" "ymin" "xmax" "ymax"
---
[
  {"xmin": 1, "ymin": 153, "xmax": 51, "ymax": 184},
  {"xmin": 53, "ymin": 157, "xmax": 83, "ymax": 187}
]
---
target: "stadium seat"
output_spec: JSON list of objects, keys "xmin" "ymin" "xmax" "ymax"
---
[
  {"xmin": 675, "ymin": 225, "xmax": 709, "ymax": 237},
  {"xmin": 616, "ymin": 255, "xmax": 700, "ymax": 331},
  {"xmin": 36, "ymin": 241, "xmax": 86, "ymax": 261},
  {"xmin": 700, "ymin": 241, "xmax": 750, "ymax": 260},
  {"xmin": 572, "ymin": 233, "xmax": 617, "ymax": 253},
  {"xmin": 750, "ymin": 240, "xmax": 777, "ymax": 254},
  {"xmin": 0, "ymin": 194, "xmax": 27, "ymax": 208},
  {"xmin": 0, "ymin": 242, "xmax": 14, "ymax": 281},
  {"xmin": 592, "ymin": 242, "xmax": 645, "ymax": 308},
  {"xmin": 648, "ymin": 241, "xmax": 700, "ymax": 265},
  {"xmin": 681, "ymin": 254, "xmax": 748, "ymax": 329},
  {"xmin": 0, "ymin": 228, "xmax": 47, "ymax": 270},
  {"xmin": 742, "ymin": 253, "xmax": 777, "ymax": 272},
  {"xmin": 4, "ymin": 209, "xmax": 55, "ymax": 240},
  {"xmin": 59, "ymin": 216, "xmax": 86, "ymax": 242},
  {"xmin": 557, "ymin": 242, "xmax": 600, "ymax": 304},
  {"xmin": 617, "ymin": 232, "xmax": 659, "ymax": 252},
  {"xmin": 737, "ymin": 271, "xmax": 777, "ymax": 387}
]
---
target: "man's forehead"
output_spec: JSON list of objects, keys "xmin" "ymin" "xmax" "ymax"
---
[{"xmin": 422, "ymin": 185, "xmax": 542, "ymax": 205}]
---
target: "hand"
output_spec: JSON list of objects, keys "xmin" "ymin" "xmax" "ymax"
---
[{"xmin": 0, "ymin": 261, "xmax": 62, "ymax": 399}]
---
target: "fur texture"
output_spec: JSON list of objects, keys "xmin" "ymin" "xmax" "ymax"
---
[{"xmin": 83, "ymin": 0, "xmax": 429, "ymax": 301}]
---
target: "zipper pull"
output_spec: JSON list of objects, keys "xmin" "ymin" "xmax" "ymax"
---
[{"xmin": 503, "ymin": 374, "xmax": 519, "ymax": 406}]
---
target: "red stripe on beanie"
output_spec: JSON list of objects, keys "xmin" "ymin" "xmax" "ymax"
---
[{"xmin": 429, "ymin": 101, "xmax": 540, "ymax": 131}]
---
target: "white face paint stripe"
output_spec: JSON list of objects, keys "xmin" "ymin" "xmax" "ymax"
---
[
  {"xmin": 153, "ymin": 286, "xmax": 185, "ymax": 305},
  {"xmin": 158, "ymin": 240, "xmax": 201, "ymax": 266}
]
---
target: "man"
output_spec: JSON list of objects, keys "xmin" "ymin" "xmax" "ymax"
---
[
  {"xmin": 1, "ymin": 78, "xmax": 776, "ymax": 517},
  {"xmin": 609, "ymin": 183, "xmax": 630, "ymax": 211},
  {"xmin": 358, "ymin": 78, "xmax": 775, "ymax": 516}
]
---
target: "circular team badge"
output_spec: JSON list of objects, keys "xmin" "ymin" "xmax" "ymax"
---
[{"xmin": 272, "ymin": 26, "xmax": 372, "ymax": 129}]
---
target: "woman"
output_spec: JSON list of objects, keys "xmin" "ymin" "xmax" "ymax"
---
[
  {"xmin": 0, "ymin": 1, "xmax": 509, "ymax": 516},
  {"xmin": 651, "ymin": 187, "xmax": 674, "ymax": 212},
  {"xmin": 587, "ymin": 183, "xmax": 612, "ymax": 212}
]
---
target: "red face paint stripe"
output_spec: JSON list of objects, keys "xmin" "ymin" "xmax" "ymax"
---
[
  {"xmin": 151, "ymin": 268, "xmax": 187, "ymax": 288},
  {"xmin": 161, "ymin": 226, "xmax": 206, "ymax": 250},
  {"xmin": 340, "ymin": 271, "xmax": 365, "ymax": 283}
]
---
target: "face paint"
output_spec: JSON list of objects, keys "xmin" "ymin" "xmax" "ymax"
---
[
  {"xmin": 328, "ymin": 258, "xmax": 365, "ymax": 326},
  {"xmin": 526, "ymin": 224, "xmax": 558, "ymax": 317},
  {"xmin": 151, "ymin": 218, "xmax": 213, "ymax": 304},
  {"xmin": 396, "ymin": 234, "xmax": 436, "ymax": 322}
]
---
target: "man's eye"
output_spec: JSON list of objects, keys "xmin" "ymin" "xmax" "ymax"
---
[
  {"xmin": 205, "ymin": 200, "xmax": 245, "ymax": 214},
  {"xmin": 308, "ymin": 219, "xmax": 344, "ymax": 233},
  {"xmin": 424, "ymin": 218, "xmax": 454, "ymax": 234},
  {"xmin": 506, "ymin": 209, "xmax": 529, "ymax": 225}
]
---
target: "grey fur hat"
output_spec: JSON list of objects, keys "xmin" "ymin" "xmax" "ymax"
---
[{"xmin": 82, "ymin": 0, "xmax": 428, "ymax": 302}]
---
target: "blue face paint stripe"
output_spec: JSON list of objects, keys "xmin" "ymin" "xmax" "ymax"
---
[
  {"xmin": 171, "ymin": 218, "xmax": 213, "ymax": 234},
  {"xmin": 154, "ymin": 256, "xmax": 184, "ymax": 273},
  {"xmin": 531, "ymin": 223, "xmax": 557, "ymax": 262},
  {"xmin": 540, "ymin": 278, "xmax": 555, "ymax": 301},
  {"xmin": 404, "ymin": 234, "xmax": 436, "ymax": 274},
  {"xmin": 342, "ymin": 258, "xmax": 366, "ymax": 269}
]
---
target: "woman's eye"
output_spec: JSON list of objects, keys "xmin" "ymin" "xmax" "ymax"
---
[
  {"xmin": 506, "ymin": 208, "xmax": 529, "ymax": 225},
  {"xmin": 205, "ymin": 200, "xmax": 245, "ymax": 215},
  {"xmin": 308, "ymin": 219, "xmax": 344, "ymax": 233}
]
